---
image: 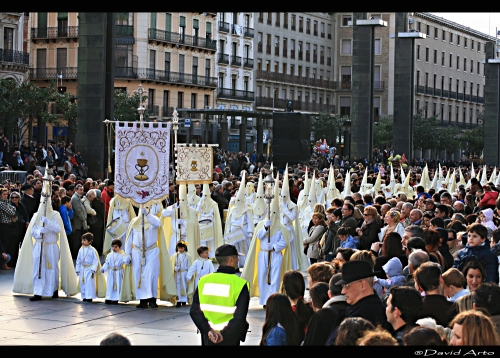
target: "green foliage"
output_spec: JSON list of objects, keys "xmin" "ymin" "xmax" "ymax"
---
[
  {"xmin": 311, "ymin": 110, "xmax": 346, "ymax": 146},
  {"xmin": 462, "ymin": 125, "xmax": 484, "ymax": 156},
  {"xmin": 434, "ymin": 124, "xmax": 462, "ymax": 156},
  {"xmin": 413, "ymin": 109, "xmax": 439, "ymax": 152},
  {"xmin": 113, "ymin": 90, "xmax": 150, "ymax": 122},
  {"xmin": 373, "ymin": 116, "xmax": 393, "ymax": 150}
]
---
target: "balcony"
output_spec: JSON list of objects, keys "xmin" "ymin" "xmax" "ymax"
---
[
  {"xmin": 284, "ymin": 22, "xmax": 288, "ymax": 29},
  {"xmin": 298, "ymin": 52, "xmax": 303, "ymax": 60},
  {"xmin": 29, "ymin": 67, "xmax": 77, "ymax": 80},
  {"xmin": 320, "ymin": 57, "xmax": 324, "ymax": 65},
  {"xmin": 321, "ymin": 32, "xmax": 325, "ymax": 38},
  {"xmin": 115, "ymin": 67, "xmax": 137, "ymax": 79},
  {"xmin": 267, "ymin": 18, "xmax": 272, "ymax": 25},
  {"xmin": 443, "ymin": 90, "xmax": 449, "ymax": 98},
  {"xmin": 434, "ymin": 88, "xmax": 442, "ymax": 97},
  {"xmin": 115, "ymin": 25, "xmax": 134, "ymax": 37},
  {"xmin": 290, "ymin": 51, "xmax": 295, "ymax": 59},
  {"xmin": 266, "ymin": 45, "xmax": 271, "ymax": 54},
  {"xmin": 374, "ymin": 81, "xmax": 385, "ymax": 91},
  {"xmin": 243, "ymin": 58, "xmax": 254, "ymax": 68},
  {"xmin": 0, "ymin": 48, "xmax": 29, "ymax": 67},
  {"xmin": 219, "ymin": 21, "xmax": 229, "ymax": 33},
  {"xmin": 256, "ymin": 70, "xmax": 335, "ymax": 90},
  {"xmin": 340, "ymin": 80, "xmax": 351, "ymax": 90},
  {"xmin": 218, "ymin": 53, "xmax": 229, "ymax": 65},
  {"xmin": 477, "ymin": 96, "xmax": 484, "ymax": 104},
  {"xmin": 305, "ymin": 52, "xmax": 310, "ymax": 62},
  {"xmin": 243, "ymin": 27, "xmax": 254, "ymax": 38},
  {"xmin": 283, "ymin": 48, "xmax": 288, "ymax": 58},
  {"xmin": 314, "ymin": 30, "xmax": 318, "ymax": 36},
  {"xmin": 163, "ymin": 106, "xmax": 175, "ymax": 117},
  {"xmin": 31, "ymin": 26, "xmax": 79, "ymax": 40},
  {"xmin": 230, "ymin": 56, "xmax": 241, "ymax": 66},
  {"xmin": 255, "ymin": 96, "xmax": 335, "ymax": 113},
  {"xmin": 306, "ymin": 28, "xmax": 311, "ymax": 34},
  {"xmin": 258, "ymin": 43, "xmax": 263, "ymax": 53},
  {"xmin": 299, "ymin": 27, "xmax": 303, "ymax": 32},
  {"xmin": 148, "ymin": 28, "xmax": 216, "ymax": 51},
  {"xmin": 313, "ymin": 56, "xmax": 317, "ymax": 64},
  {"xmin": 291, "ymin": 25, "xmax": 296, "ymax": 31},
  {"xmin": 217, "ymin": 88, "xmax": 254, "ymax": 102},
  {"xmin": 465, "ymin": 94, "xmax": 471, "ymax": 102},
  {"xmin": 136, "ymin": 68, "xmax": 217, "ymax": 88},
  {"xmin": 458, "ymin": 93, "xmax": 464, "ymax": 101}
]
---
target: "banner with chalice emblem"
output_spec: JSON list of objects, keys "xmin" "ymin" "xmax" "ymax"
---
[
  {"xmin": 114, "ymin": 122, "xmax": 171, "ymax": 206},
  {"xmin": 176, "ymin": 144, "xmax": 213, "ymax": 184}
]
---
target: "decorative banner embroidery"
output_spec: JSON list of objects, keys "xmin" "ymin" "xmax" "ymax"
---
[
  {"xmin": 176, "ymin": 145, "xmax": 213, "ymax": 184},
  {"xmin": 114, "ymin": 122, "xmax": 171, "ymax": 206}
]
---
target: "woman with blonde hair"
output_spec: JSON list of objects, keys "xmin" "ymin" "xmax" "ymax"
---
[
  {"xmin": 450, "ymin": 310, "xmax": 500, "ymax": 346},
  {"xmin": 455, "ymin": 293, "xmax": 474, "ymax": 313},
  {"xmin": 377, "ymin": 210, "xmax": 405, "ymax": 243},
  {"xmin": 303, "ymin": 213, "xmax": 327, "ymax": 265},
  {"xmin": 356, "ymin": 206, "xmax": 382, "ymax": 250}
]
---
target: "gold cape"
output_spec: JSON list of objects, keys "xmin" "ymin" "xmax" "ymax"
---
[
  {"xmin": 199, "ymin": 199, "xmax": 224, "ymax": 251},
  {"xmin": 161, "ymin": 205, "xmax": 201, "ymax": 256},
  {"xmin": 240, "ymin": 221, "xmax": 292, "ymax": 299},
  {"xmin": 103, "ymin": 195, "xmax": 137, "ymax": 256},
  {"xmin": 119, "ymin": 214, "xmax": 176, "ymax": 302},
  {"xmin": 76, "ymin": 245, "xmax": 107, "ymax": 298},
  {"xmin": 13, "ymin": 210, "xmax": 79, "ymax": 296},
  {"xmin": 169, "ymin": 252, "xmax": 195, "ymax": 304}
]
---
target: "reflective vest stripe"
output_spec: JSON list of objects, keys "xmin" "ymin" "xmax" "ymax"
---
[
  {"xmin": 200, "ymin": 303, "xmax": 237, "ymax": 314},
  {"xmin": 201, "ymin": 283, "xmax": 231, "ymax": 297},
  {"xmin": 208, "ymin": 321, "xmax": 231, "ymax": 331}
]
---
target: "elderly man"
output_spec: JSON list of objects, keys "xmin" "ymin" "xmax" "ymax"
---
[
  {"xmin": 400, "ymin": 203, "xmax": 413, "ymax": 228},
  {"xmin": 453, "ymin": 201, "xmax": 465, "ymax": 215},
  {"xmin": 380, "ymin": 203, "xmax": 391, "ymax": 219},
  {"xmin": 402, "ymin": 225, "xmax": 425, "ymax": 249},
  {"xmin": 70, "ymin": 184, "xmax": 88, "ymax": 259},
  {"xmin": 409, "ymin": 209, "xmax": 423, "ymax": 226},
  {"xmin": 211, "ymin": 184, "xmax": 228, "ymax": 225},
  {"xmin": 336, "ymin": 261, "xmax": 390, "ymax": 330}
]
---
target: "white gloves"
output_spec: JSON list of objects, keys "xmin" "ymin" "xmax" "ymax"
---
[
  {"xmin": 174, "ymin": 266, "xmax": 179, "ymax": 272},
  {"xmin": 150, "ymin": 204, "xmax": 160, "ymax": 215},
  {"xmin": 40, "ymin": 216, "xmax": 48, "ymax": 224},
  {"xmin": 39, "ymin": 227, "xmax": 46, "ymax": 234},
  {"xmin": 124, "ymin": 256, "xmax": 131, "ymax": 265},
  {"xmin": 265, "ymin": 220, "xmax": 272, "ymax": 227},
  {"xmin": 177, "ymin": 219, "xmax": 185, "ymax": 226},
  {"xmin": 140, "ymin": 208, "xmax": 149, "ymax": 216}
]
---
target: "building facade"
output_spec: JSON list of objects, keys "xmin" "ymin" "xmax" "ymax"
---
[{"xmin": 0, "ymin": 12, "xmax": 29, "ymax": 84}]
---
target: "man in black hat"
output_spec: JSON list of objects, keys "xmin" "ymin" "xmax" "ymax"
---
[
  {"xmin": 190, "ymin": 244, "xmax": 249, "ymax": 346},
  {"xmin": 336, "ymin": 260, "xmax": 391, "ymax": 330},
  {"xmin": 21, "ymin": 184, "xmax": 37, "ymax": 222}
]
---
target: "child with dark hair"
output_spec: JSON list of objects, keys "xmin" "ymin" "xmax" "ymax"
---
[
  {"xmin": 101, "ymin": 239, "xmax": 125, "ymax": 304},
  {"xmin": 186, "ymin": 246, "xmax": 215, "ymax": 289},
  {"xmin": 76, "ymin": 232, "xmax": 105, "ymax": 302},
  {"xmin": 260, "ymin": 293, "xmax": 301, "ymax": 346},
  {"xmin": 171, "ymin": 241, "xmax": 193, "ymax": 307},
  {"xmin": 281, "ymin": 270, "xmax": 313, "ymax": 337}
]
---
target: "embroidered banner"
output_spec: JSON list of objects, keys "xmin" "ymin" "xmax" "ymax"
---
[
  {"xmin": 176, "ymin": 145, "xmax": 213, "ymax": 184},
  {"xmin": 114, "ymin": 122, "xmax": 171, "ymax": 206}
]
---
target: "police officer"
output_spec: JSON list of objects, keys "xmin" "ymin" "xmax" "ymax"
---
[{"xmin": 190, "ymin": 244, "xmax": 250, "ymax": 345}]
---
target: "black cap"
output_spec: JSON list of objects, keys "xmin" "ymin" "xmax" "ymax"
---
[
  {"xmin": 107, "ymin": 180, "xmax": 114, "ymax": 187},
  {"xmin": 215, "ymin": 244, "xmax": 244, "ymax": 257},
  {"xmin": 21, "ymin": 184, "xmax": 33, "ymax": 191},
  {"xmin": 336, "ymin": 261, "xmax": 377, "ymax": 285}
]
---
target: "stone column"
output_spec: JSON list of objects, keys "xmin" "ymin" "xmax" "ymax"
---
[{"xmin": 484, "ymin": 41, "xmax": 500, "ymax": 165}]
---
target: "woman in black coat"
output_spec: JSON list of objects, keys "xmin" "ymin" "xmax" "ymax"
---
[
  {"xmin": 89, "ymin": 189, "xmax": 106, "ymax": 256},
  {"xmin": 8, "ymin": 191, "xmax": 29, "ymax": 267},
  {"xmin": 355, "ymin": 206, "xmax": 381, "ymax": 250}
]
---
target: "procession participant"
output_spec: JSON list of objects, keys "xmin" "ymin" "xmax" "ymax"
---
[
  {"xmin": 196, "ymin": 184, "xmax": 224, "ymax": 259},
  {"xmin": 280, "ymin": 165, "xmax": 305, "ymax": 271},
  {"xmin": 13, "ymin": 166, "xmax": 78, "ymax": 300},
  {"xmin": 299, "ymin": 171, "xmax": 318, "ymax": 241},
  {"xmin": 75, "ymin": 232, "xmax": 106, "ymax": 302},
  {"xmin": 187, "ymin": 184, "xmax": 201, "ymax": 212},
  {"xmin": 245, "ymin": 181, "xmax": 256, "ymax": 206},
  {"xmin": 242, "ymin": 181, "xmax": 291, "ymax": 306},
  {"xmin": 121, "ymin": 204, "xmax": 174, "ymax": 309},
  {"xmin": 103, "ymin": 194, "xmax": 136, "ymax": 256},
  {"xmin": 161, "ymin": 184, "xmax": 200, "ymax": 257},
  {"xmin": 190, "ymin": 244, "xmax": 250, "ymax": 346},
  {"xmin": 171, "ymin": 241, "xmax": 194, "ymax": 307},
  {"xmin": 101, "ymin": 238, "xmax": 126, "ymax": 304},
  {"xmin": 224, "ymin": 173, "xmax": 253, "ymax": 268},
  {"xmin": 186, "ymin": 246, "xmax": 215, "ymax": 290},
  {"xmin": 252, "ymin": 172, "xmax": 268, "ymax": 226}
]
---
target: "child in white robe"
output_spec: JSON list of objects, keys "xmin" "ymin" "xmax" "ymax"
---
[
  {"xmin": 101, "ymin": 239, "xmax": 125, "ymax": 304},
  {"xmin": 75, "ymin": 233, "xmax": 99, "ymax": 302},
  {"xmin": 172, "ymin": 241, "xmax": 191, "ymax": 307},
  {"xmin": 186, "ymin": 246, "xmax": 215, "ymax": 290}
]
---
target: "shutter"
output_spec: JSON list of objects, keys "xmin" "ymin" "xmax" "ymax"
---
[
  {"xmin": 165, "ymin": 13, "xmax": 171, "ymax": 31},
  {"xmin": 341, "ymin": 66, "xmax": 351, "ymax": 75},
  {"xmin": 374, "ymin": 66, "xmax": 381, "ymax": 83},
  {"xmin": 150, "ymin": 12, "xmax": 157, "ymax": 29},
  {"xmin": 57, "ymin": 12, "xmax": 68, "ymax": 20},
  {"xmin": 57, "ymin": 48, "xmax": 67, "ymax": 69},
  {"xmin": 375, "ymin": 39, "xmax": 381, "ymax": 54},
  {"xmin": 37, "ymin": 49, "xmax": 46, "ymax": 69},
  {"xmin": 38, "ymin": 12, "xmax": 47, "ymax": 37},
  {"xmin": 180, "ymin": 16, "xmax": 186, "ymax": 27},
  {"xmin": 340, "ymin": 97, "xmax": 351, "ymax": 107},
  {"xmin": 342, "ymin": 40, "xmax": 351, "ymax": 54},
  {"xmin": 206, "ymin": 22, "xmax": 212, "ymax": 34},
  {"xmin": 193, "ymin": 19, "xmax": 199, "ymax": 29}
]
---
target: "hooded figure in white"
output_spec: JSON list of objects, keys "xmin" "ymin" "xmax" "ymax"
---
[
  {"xmin": 325, "ymin": 165, "xmax": 341, "ymax": 207},
  {"xmin": 196, "ymin": 183, "xmax": 224, "ymax": 259},
  {"xmin": 280, "ymin": 165, "xmax": 305, "ymax": 271},
  {"xmin": 315, "ymin": 178, "xmax": 325, "ymax": 206},
  {"xmin": 252, "ymin": 172, "xmax": 268, "ymax": 226},
  {"xmin": 224, "ymin": 172, "xmax": 253, "ymax": 267},
  {"xmin": 299, "ymin": 171, "xmax": 318, "ymax": 241},
  {"xmin": 187, "ymin": 184, "xmax": 201, "ymax": 212},
  {"xmin": 245, "ymin": 181, "xmax": 256, "ymax": 206},
  {"xmin": 13, "ymin": 165, "xmax": 78, "ymax": 300},
  {"xmin": 103, "ymin": 195, "xmax": 137, "ymax": 256},
  {"xmin": 297, "ymin": 167, "xmax": 310, "ymax": 220}
]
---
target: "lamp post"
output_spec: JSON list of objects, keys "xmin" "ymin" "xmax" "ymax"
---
[
  {"xmin": 134, "ymin": 83, "xmax": 146, "ymax": 123},
  {"xmin": 263, "ymin": 168, "xmax": 275, "ymax": 285}
]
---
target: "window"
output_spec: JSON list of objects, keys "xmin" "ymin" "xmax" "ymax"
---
[
  {"xmin": 306, "ymin": 18, "xmax": 310, "ymax": 34},
  {"xmin": 56, "ymin": 48, "xmax": 67, "ymax": 71},
  {"xmin": 464, "ymin": 58, "xmax": 467, "ymax": 72},
  {"xmin": 275, "ymin": 12, "xmax": 280, "ymax": 26},
  {"xmin": 441, "ymin": 51, "xmax": 445, "ymax": 66},
  {"xmin": 299, "ymin": 16, "xmax": 303, "ymax": 32},
  {"xmin": 416, "ymin": 100, "xmax": 420, "ymax": 112},
  {"xmin": 471, "ymin": 39, "xmax": 474, "ymax": 50},
  {"xmin": 426, "ymin": 24, "xmax": 430, "ymax": 36},
  {"xmin": 456, "ymin": 55, "xmax": 459, "ymax": 70},
  {"xmin": 341, "ymin": 66, "xmax": 351, "ymax": 86},
  {"xmin": 456, "ymin": 106, "xmax": 460, "ymax": 122},
  {"xmin": 477, "ymin": 61, "xmax": 480, "ymax": 75},
  {"xmin": 433, "ymin": 102, "xmax": 437, "ymax": 117},
  {"xmin": 204, "ymin": 94, "xmax": 210, "ymax": 108},
  {"xmin": 450, "ymin": 33, "xmax": 453, "ymax": 43},
  {"xmin": 291, "ymin": 14, "xmax": 296, "ymax": 30},
  {"xmin": 177, "ymin": 92, "xmax": 183, "ymax": 109},
  {"xmin": 448, "ymin": 105, "xmax": 452, "ymax": 123},
  {"xmin": 434, "ymin": 49, "xmax": 437, "ymax": 64},
  {"xmin": 327, "ymin": 23, "xmax": 332, "ymax": 39},
  {"xmin": 442, "ymin": 29, "xmax": 446, "ymax": 41},
  {"xmin": 267, "ymin": 12, "xmax": 272, "ymax": 24},
  {"xmin": 165, "ymin": 52, "xmax": 170, "ymax": 73},
  {"xmin": 425, "ymin": 72, "xmax": 429, "ymax": 88},
  {"xmin": 283, "ymin": 38, "xmax": 287, "ymax": 57},
  {"xmin": 57, "ymin": 12, "xmax": 68, "ymax": 36},
  {"xmin": 244, "ymin": 14, "xmax": 250, "ymax": 28},
  {"xmin": 441, "ymin": 104, "xmax": 444, "ymax": 121},
  {"xmin": 37, "ymin": 49, "xmax": 46, "ymax": 68},
  {"xmin": 471, "ymin": 59, "xmax": 474, "ymax": 74},
  {"xmin": 342, "ymin": 15, "xmax": 351, "ymax": 27},
  {"xmin": 191, "ymin": 93, "xmax": 197, "ymax": 109},
  {"xmin": 477, "ymin": 42, "xmax": 481, "ymax": 52},
  {"xmin": 258, "ymin": 12, "xmax": 263, "ymax": 23},
  {"xmin": 282, "ymin": 62, "xmax": 286, "ymax": 74},
  {"xmin": 192, "ymin": 56, "xmax": 198, "ymax": 77},
  {"xmin": 434, "ymin": 27, "xmax": 438, "ymax": 39},
  {"xmin": 371, "ymin": 14, "xmax": 381, "ymax": 20},
  {"xmin": 416, "ymin": 70, "xmax": 420, "ymax": 85},
  {"xmin": 149, "ymin": 49, "xmax": 156, "ymax": 70},
  {"xmin": 340, "ymin": 97, "xmax": 351, "ymax": 116},
  {"xmin": 163, "ymin": 90, "xmax": 169, "ymax": 113},
  {"xmin": 148, "ymin": 89, "xmax": 154, "ymax": 110},
  {"xmin": 150, "ymin": 12, "xmax": 157, "ymax": 29},
  {"xmin": 341, "ymin": 39, "xmax": 351, "ymax": 54},
  {"xmin": 464, "ymin": 38, "xmax": 467, "ymax": 48},
  {"xmin": 425, "ymin": 47, "xmax": 429, "ymax": 62},
  {"xmin": 313, "ymin": 20, "xmax": 318, "ymax": 36},
  {"xmin": 283, "ymin": 13, "xmax": 288, "ymax": 28},
  {"xmin": 233, "ymin": 12, "xmax": 238, "ymax": 24},
  {"xmin": 165, "ymin": 13, "xmax": 172, "ymax": 31},
  {"xmin": 374, "ymin": 97, "xmax": 380, "ymax": 121},
  {"xmin": 424, "ymin": 101, "xmax": 428, "ymax": 118},
  {"xmin": 449, "ymin": 54, "xmax": 452, "ymax": 68},
  {"xmin": 457, "ymin": 35, "xmax": 460, "ymax": 46},
  {"xmin": 417, "ymin": 45, "xmax": 420, "ymax": 60},
  {"xmin": 320, "ymin": 22, "xmax": 325, "ymax": 37},
  {"xmin": 375, "ymin": 39, "xmax": 381, "ymax": 55},
  {"xmin": 417, "ymin": 22, "xmax": 421, "ymax": 32},
  {"xmin": 205, "ymin": 58, "xmax": 211, "ymax": 78}
]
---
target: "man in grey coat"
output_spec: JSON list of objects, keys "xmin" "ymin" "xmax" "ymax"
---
[
  {"xmin": 339, "ymin": 203, "xmax": 358, "ymax": 237},
  {"xmin": 69, "ymin": 184, "xmax": 88, "ymax": 259}
]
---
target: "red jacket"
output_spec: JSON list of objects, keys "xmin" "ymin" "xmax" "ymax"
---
[
  {"xmin": 479, "ymin": 190, "xmax": 498, "ymax": 208},
  {"xmin": 101, "ymin": 187, "xmax": 114, "ymax": 217}
]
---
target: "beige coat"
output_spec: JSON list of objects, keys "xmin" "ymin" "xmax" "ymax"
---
[{"xmin": 303, "ymin": 224, "xmax": 326, "ymax": 259}]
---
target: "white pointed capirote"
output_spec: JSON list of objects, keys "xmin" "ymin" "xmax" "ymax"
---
[
  {"xmin": 400, "ymin": 167, "xmax": 406, "ymax": 186},
  {"xmin": 466, "ymin": 162, "xmax": 474, "ymax": 189},
  {"xmin": 232, "ymin": 172, "xmax": 249, "ymax": 214},
  {"xmin": 495, "ymin": 169, "xmax": 500, "ymax": 187},
  {"xmin": 268, "ymin": 175, "xmax": 281, "ymax": 237},
  {"xmin": 281, "ymin": 164, "xmax": 290, "ymax": 202},
  {"xmin": 402, "ymin": 167, "xmax": 412, "ymax": 198},
  {"xmin": 489, "ymin": 167, "xmax": 497, "ymax": 184},
  {"xmin": 436, "ymin": 163, "xmax": 443, "ymax": 190},
  {"xmin": 418, "ymin": 164, "xmax": 428, "ymax": 190},
  {"xmin": 373, "ymin": 171, "xmax": 382, "ymax": 195},
  {"xmin": 341, "ymin": 171, "xmax": 352, "ymax": 199},
  {"xmin": 430, "ymin": 169, "xmax": 438, "ymax": 192},
  {"xmin": 297, "ymin": 167, "xmax": 309, "ymax": 210},
  {"xmin": 476, "ymin": 166, "xmax": 481, "ymax": 181},
  {"xmin": 449, "ymin": 169, "xmax": 457, "ymax": 193},
  {"xmin": 444, "ymin": 168, "xmax": 450, "ymax": 187},
  {"xmin": 447, "ymin": 168, "xmax": 455, "ymax": 187},
  {"xmin": 480, "ymin": 165, "xmax": 488, "ymax": 186},
  {"xmin": 384, "ymin": 164, "xmax": 395, "ymax": 198},
  {"xmin": 308, "ymin": 171, "xmax": 318, "ymax": 208},
  {"xmin": 326, "ymin": 165, "xmax": 341, "ymax": 204},
  {"xmin": 359, "ymin": 167, "xmax": 372, "ymax": 196},
  {"xmin": 458, "ymin": 167, "xmax": 467, "ymax": 187}
]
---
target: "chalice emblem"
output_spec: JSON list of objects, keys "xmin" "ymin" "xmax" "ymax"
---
[
  {"xmin": 135, "ymin": 152, "xmax": 149, "ymax": 181},
  {"xmin": 190, "ymin": 160, "xmax": 198, "ymax": 172}
]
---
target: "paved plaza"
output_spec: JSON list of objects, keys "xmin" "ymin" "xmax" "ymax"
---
[{"xmin": 0, "ymin": 268, "xmax": 273, "ymax": 345}]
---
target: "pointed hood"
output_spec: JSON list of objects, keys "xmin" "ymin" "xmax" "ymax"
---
[
  {"xmin": 269, "ymin": 178, "xmax": 281, "ymax": 236},
  {"xmin": 342, "ymin": 171, "xmax": 352, "ymax": 199},
  {"xmin": 308, "ymin": 171, "xmax": 318, "ymax": 208},
  {"xmin": 326, "ymin": 165, "xmax": 341, "ymax": 202},
  {"xmin": 252, "ymin": 171, "xmax": 266, "ymax": 216},
  {"xmin": 436, "ymin": 163, "xmax": 442, "ymax": 190},
  {"xmin": 39, "ymin": 163, "xmax": 54, "ymax": 216},
  {"xmin": 423, "ymin": 164, "xmax": 432, "ymax": 190},
  {"xmin": 466, "ymin": 162, "xmax": 475, "ymax": 189},
  {"xmin": 489, "ymin": 167, "xmax": 497, "ymax": 184},
  {"xmin": 400, "ymin": 167, "xmax": 406, "ymax": 185},
  {"xmin": 459, "ymin": 167, "xmax": 467, "ymax": 187},
  {"xmin": 203, "ymin": 183, "xmax": 210, "ymax": 197},
  {"xmin": 232, "ymin": 172, "xmax": 250, "ymax": 217},
  {"xmin": 477, "ymin": 166, "xmax": 481, "ymax": 181},
  {"xmin": 373, "ymin": 171, "xmax": 382, "ymax": 195},
  {"xmin": 480, "ymin": 165, "xmax": 487, "ymax": 186},
  {"xmin": 298, "ymin": 167, "xmax": 310, "ymax": 211},
  {"xmin": 281, "ymin": 164, "xmax": 291, "ymax": 204},
  {"xmin": 187, "ymin": 184, "xmax": 200, "ymax": 206},
  {"xmin": 245, "ymin": 182, "xmax": 255, "ymax": 196},
  {"xmin": 402, "ymin": 168, "xmax": 412, "ymax": 197},
  {"xmin": 179, "ymin": 184, "xmax": 188, "ymax": 212},
  {"xmin": 449, "ymin": 169, "xmax": 457, "ymax": 193},
  {"xmin": 444, "ymin": 168, "xmax": 450, "ymax": 187},
  {"xmin": 496, "ymin": 170, "xmax": 500, "ymax": 187},
  {"xmin": 430, "ymin": 170, "xmax": 438, "ymax": 192},
  {"xmin": 200, "ymin": 184, "xmax": 216, "ymax": 213}
]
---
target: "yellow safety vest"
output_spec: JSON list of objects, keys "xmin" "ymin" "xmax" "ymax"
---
[{"xmin": 197, "ymin": 272, "xmax": 249, "ymax": 331}]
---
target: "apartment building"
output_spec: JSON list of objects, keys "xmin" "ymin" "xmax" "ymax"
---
[
  {"xmin": 254, "ymin": 12, "xmax": 336, "ymax": 115},
  {"xmin": 0, "ymin": 12, "xmax": 29, "ymax": 85},
  {"xmin": 215, "ymin": 12, "xmax": 255, "ymax": 153},
  {"xmin": 27, "ymin": 12, "xmax": 218, "ymax": 144}
]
